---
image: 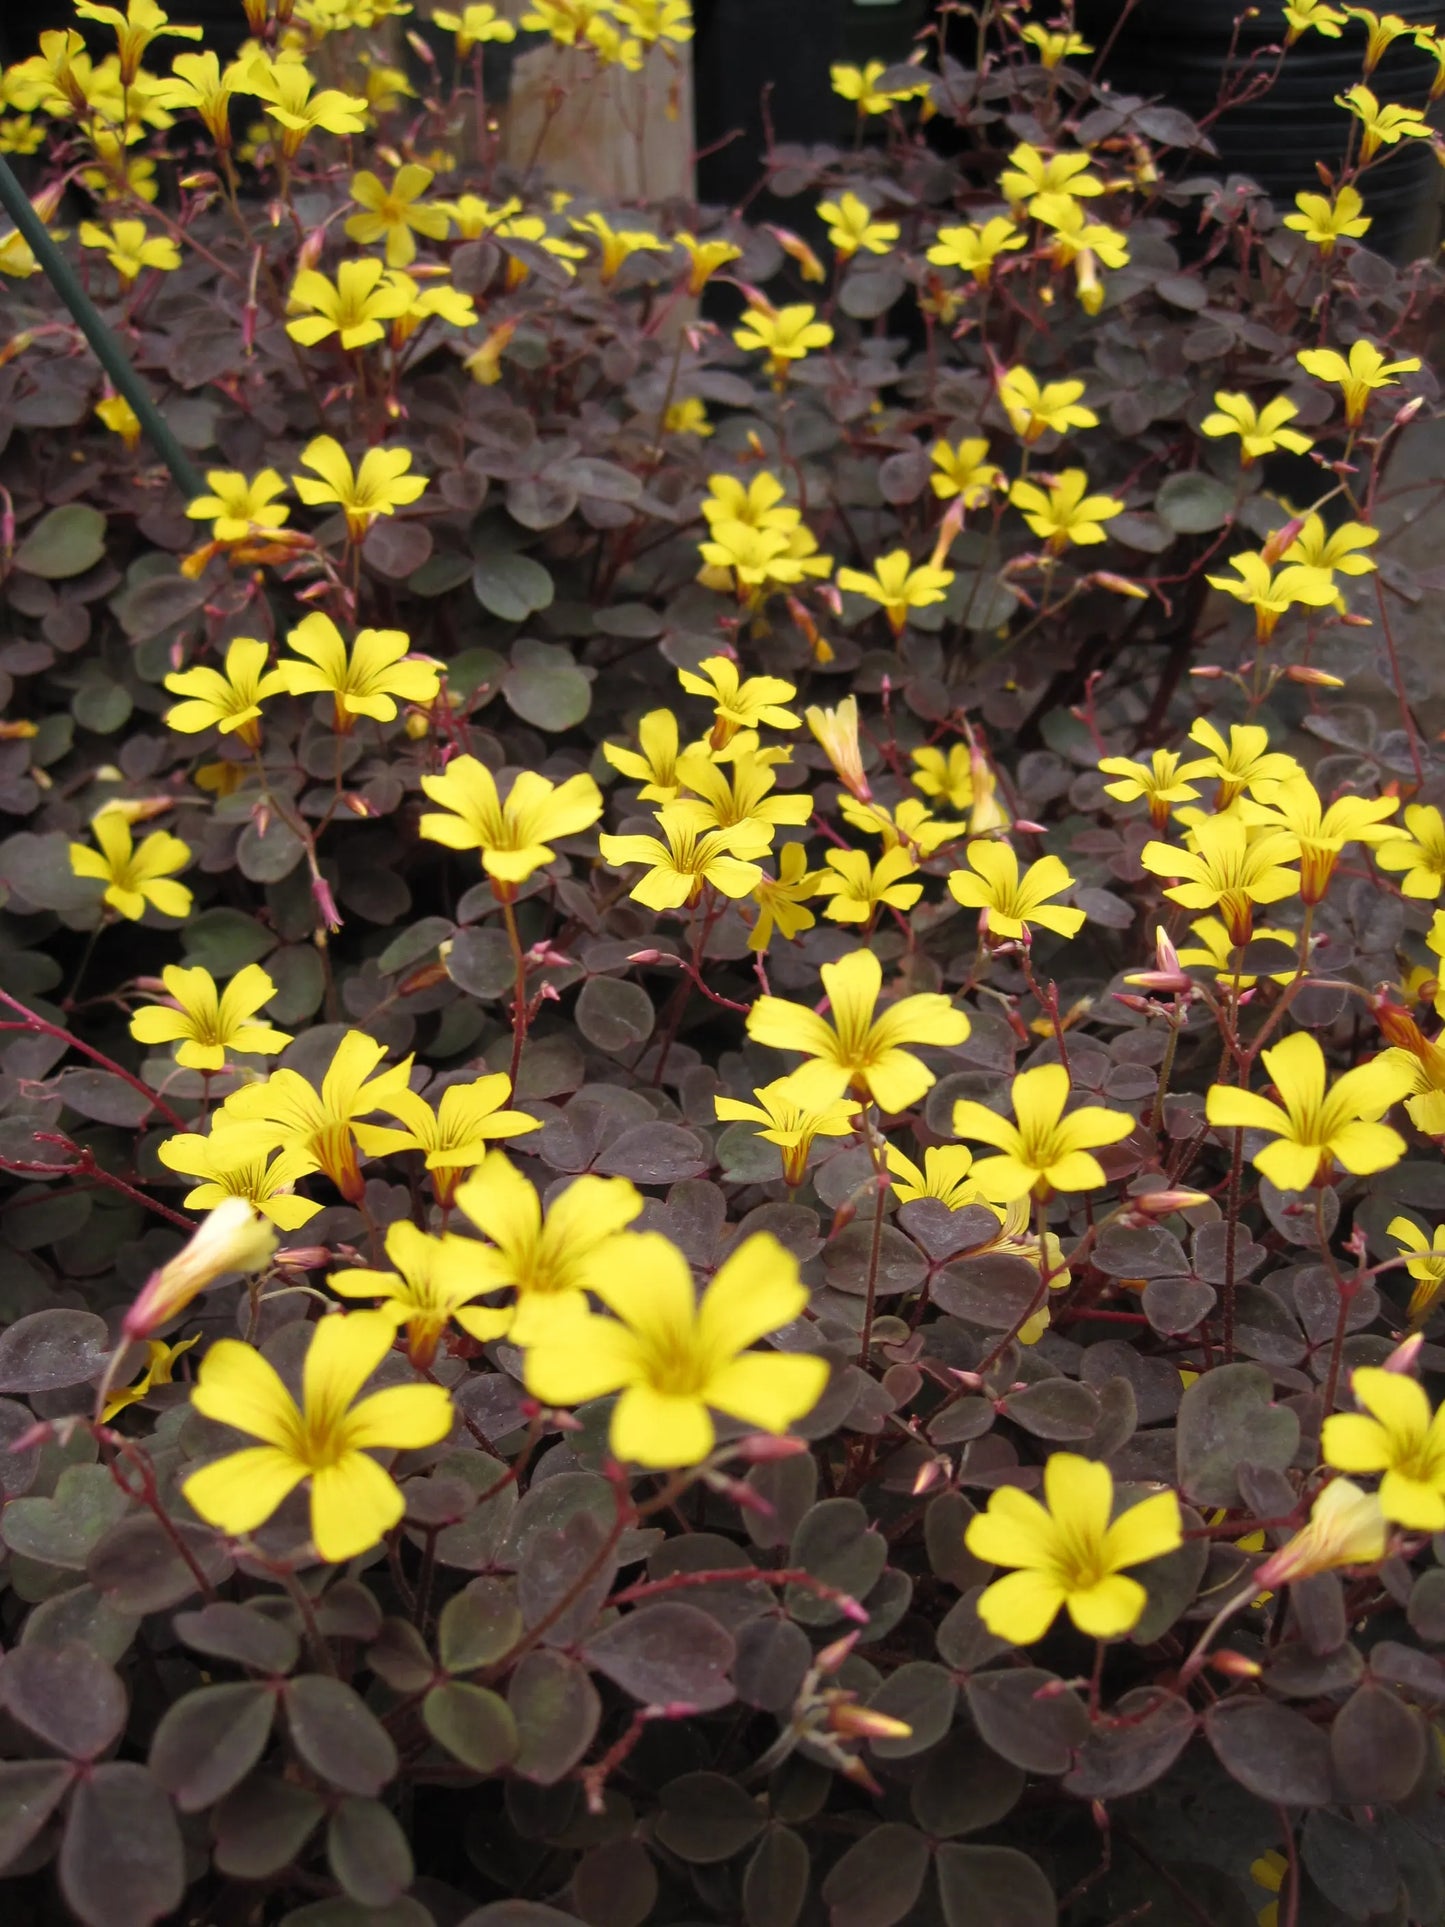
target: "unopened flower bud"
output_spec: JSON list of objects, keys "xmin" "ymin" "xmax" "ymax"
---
[
  {"xmin": 827, "ymin": 1701, "xmax": 912, "ymax": 1742},
  {"xmin": 123, "ymin": 1199, "xmax": 277, "ymax": 1340},
  {"xmin": 1284, "ymin": 664, "xmax": 1345, "ymax": 687},
  {"xmin": 1383, "ymin": 1331, "xmax": 1425, "ymax": 1375},
  {"xmin": 1261, "ymin": 517, "xmax": 1305, "ymax": 566},
  {"xmin": 815, "ymin": 1631, "xmax": 860, "ymax": 1674},
  {"xmin": 728, "ymin": 1433, "xmax": 811, "ymax": 1463},
  {"xmin": 1131, "ymin": 1188, "xmax": 1212, "ymax": 1217},
  {"xmin": 1210, "ymin": 1649, "xmax": 1263, "ymax": 1679},
  {"xmin": 1091, "ymin": 570, "xmax": 1148, "ymax": 598},
  {"xmin": 1394, "ymin": 395, "xmax": 1425, "ymax": 428},
  {"xmin": 1189, "ymin": 664, "xmax": 1225, "ymax": 679}
]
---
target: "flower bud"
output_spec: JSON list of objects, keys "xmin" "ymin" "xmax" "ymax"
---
[
  {"xmin": 1131, "ymin": 1188, "xmax": 1213, "ymax": 1217},
  {"xmin": 1261, "ymin": 517, "xmax": 1305, "ymax": 566},
  {"xmin": 1210, "ymin": 1650, "xmax": 1263, "ymax": 1679},
  {"xmin": 815, "ymin": 1631, "xmax": 860, "ymax": 1674},
  {"xmin": 1284, "ymin": 664, "xmax": 1345, "ymax": 687},
  {"xmin": 827, "ymin": 1700, "xmax": 912, "ymax": 1741},
  {"xmin": 1090, "ymin": 570, "xmax": 1148, "ymax": 598},
  {"xmin": 1383, "ymin": 1331, "xmax": 1425, "ymax": 1375},
  {"xmin": 123, "ymin": 1199, "xmax": 277, "ymax": 1340}
]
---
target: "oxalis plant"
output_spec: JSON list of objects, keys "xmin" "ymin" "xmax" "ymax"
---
[{"xmin": 2, "ymin": 0, "xmax": 1445, "ymax": 1922}]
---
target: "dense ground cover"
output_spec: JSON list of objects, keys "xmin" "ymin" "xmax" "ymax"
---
[{"xmin": 3, "ymin": 1, "xmax": 1445, "ymax": 1922}]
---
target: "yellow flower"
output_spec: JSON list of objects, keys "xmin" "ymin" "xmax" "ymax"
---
[
  {"xmin": 1346, "ymin": 6, "xmax": 1417, "ymax": 72},
  {"xmin": 185, "ymin": 470, "xmax": 289, "ymax": 546},
  {"xmin": 817, "ymin": 190, "xmax": 899, "ymax": 259},
  {"xmin": 733, "ymin": 303, "xmax": 834, "ymax": 381},
  {"xmin": 663, "ymin": 397, "xmax": 712, "ymax": 437},
  {"xmin": 677, "ymin": 745, "xmax": 810, "ymax": 842},
  {"xmin": 999, "ymin": 143, "xmax": 1105, "ymax": 212},
  {"xmin": 911, "ymin": 743, "xmax": 974, "ymax": 811},
  {"xmin": 286, "ymin": 259, "xmax": 410, "ymax": 351},
  {"xmin": 520, "ymin": 0, "xmax": 605, "ymax": 42},
  {"xmin": 1177, "ymin": 916, "xmax": 1298, "ymax": 988},
  {"xmin": 103, "ymin": 1335, "xmax": 201, "ymax": 1423},
  {"xmin": 837, "ymin": 551, "xmax": 954, "ymax": 635},
  {"xmin": 152, "ymin": 50, "xmax": 242, "ymax": 146},
  {"xmin": 70, "ymin": 812, "xmax": 192, "ymax": 922},
  {"xmin": 1283, "ymin": 184, "xmax": 1370, "ymax": 254},
  {"xmin": 1010, "ymin": 469, "xmax": 1123, "ymax": 552},
  {"xmin": 382, "ymin": 270, "xmax": 478, "ymax": 344},
  {"xmin": 1284, "ymin": 0, "xmax": 1346, "ymax": 40},
  {"xmin": 420, "ymin": 755, "xmax": 602, "ymax": 892},
  {"xmin": 716, "ymin": 1079, "xmax": 861, "ymax": 1188},
  {"xmin": 840, "ymin": 795, "xmax": 965, "ymax": 859},
  {"xmin": 214, "ymin": 1030, "xmax": 416, "ymax": 1203},
  {"xmin": 77, "ymin": 218, "xmax": 180, "ymax": 288},
  {"xmin": 344, "ymin": 164, "xmax": 450, "ymax": 268},
  {"xmin": 519, "ymin": 1230, "xmax": 828, "ymax": 1467},
  {"xmin": 1388, "ymin": 1215, "xmax": 1445, "ymax": 1327},
  {"xmin": 380, "ymin": 1074, "xmax": 539, "ymax": 1208},
  {"xmin": 1205, "ymin": 551, "xmax": 1339, "ymax": 640},
  {"xmin": 604, "ymin": 708, "xmax": 701, "ymax": 802},
  {"xmin": 699, "ymin": 522, "xmax": 814, "ymax": 597},
  {"xmin": 1141, "ymin": 814, "xmax": 1300, "ymax": 944},
  {"xmin": 1099, "ymin": 748, "xmax": 1211, "ymax": 832},
  {"xmin": 95, "ymin": 393, "xmax": 142, "ymax": 448},
  {"xmin": 1020, "ymin": 23, "xmax": 1093, "ymax": 66},
  {"xmin": 330, "ymin": 1221, "xmax": 515, "ymax": 1368},
  {"xmin": 676, "ymin": 230, "xmax": 741, "ymax": 295},
  {"xmin": 678, "ymin": 655, "xmax": 800, "ymax": 747},
  {"xmin": 616, "ymin": 0, "xmax": 694, "ymax": 46},
  {"xmin": 1280, "ymin": 513, "xmax": 1378, "ymax": 590},
  {"xmin": 569, "ymin": 210, "xmax": 668, "ymax": 282},
  {"xmin": 157, "ymin": 1133, "xmax": 320, "ymax": 1230},
  {"xmin": 966, "ymin": 1452, "xmax": 1182, "ymax": 1643},
  {"xmin": 748, "ymin": 843, "xmax": 822, "ymax": 952},
  {"xmin": 1254, "ymin": 1477, "xmax": 1388, "ymax": 1588},
  {"xmin": 948, "ymin": 841, "xmax": 1085, "ymax": 941},
  {"xmin": 433, "ymin": 2, "xmax": 516, "ymax": 52},
  {"xmin": 123, "ymin": 1197, "xmax": 277, "ymax": 1342},
  {"xmin": 805, "ymin": 695, "xmax": 868, "ymax": 799},
  {"xmin": 998, "ymin": 366, "xmax": 1098, "ymax": 444},
  {"xmin": 164, "ymin": 636, "xmax": 288, "ymax": 750},
  {"xmin": 1205, "ymin": 1029, "xmax": 1413, "ymax": 1190},
  {"xmin": 814, "ymin": 845, "xmax": 922, "ymax": 925},
  {"xmin": 1032, "ymin": 192, "xmax": 1130, "ymax": 312},
  {"xmin": 1337, "ymin": 83, "xmax": 1430, "ymax": 162},
  {"xmin": 183, "ymin": 1311, "xmax": 452, "ymax": 1562},
  {"xmin": 74, "ymin": 0, "xmax": 200, "ymax": 85},
  {"xmin": 1245, "ymin": 772, "xmax": 1402, "ymax": 903},
  {"xmin": 1297, "ymin": 339, "xmax": 1421, "ymax": 429},
  {"xmin": 452, "ymin": 1150, "xmax": 642, "ymax": 1344},
  {"xmin": 599, "ymin": 805, "xmax": 770, "ymax": 912},
  {"xmin": 0, "ymin": 116, "xmax": 45, "ymax": 157},
  {"xmin": 830, "ymin": 59, "xmax": 925, "ymax": 116},
  {"xmin": 131, "ymin": 963, "xmax": 290, "ymax": 1073},
  {"xmin": 929, "ymin": 439, "xmax": 1002, "ymax": 506},
  {"xmin": 747, "ymin": 947, "xmax": 970, "ymax": 1114},
  {"xmin": 1323, "ymin": 1364, "xmax": 1445, "ymax": 1529},
  {"xmin": 926, "ymin": 216, "xmax": 1025, "ymax": 284},
  {"xmin": 952, "ymin": 1062, "xmax": 1132, "ymax": 1202},
  {"xmin": 1186, "ymin": 719, "xmax": 1301, "ymax": 808},
  {"xmin": 701, "ymin": 470, "xmax": 796, "ymax": 534},
  {"xmin": 1200, "ymin": 392, "xmax": 1313, "ymax": 464},
  {"xmin": 277, "ymin": 611, "xmax": 439, "ymax": 732},
  {"xmin": 235, "ymin": 51, "xmax": 368, "ymax": 157},
  {"xmin": 1376, "ymin": 803, "xmax": 1445, "ymax": 898},
  {"xmin": 886, "ymin": 1142, "xmax": 979, "ymax": 1210},
  {"xmin": 293, "ymin": 436, "xmax": 428, "ymax": 543}
]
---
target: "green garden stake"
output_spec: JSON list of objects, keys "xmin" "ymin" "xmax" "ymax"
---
[{"xmin": 0, "ymin": 150, "xmax": 205, "ymax": 502}]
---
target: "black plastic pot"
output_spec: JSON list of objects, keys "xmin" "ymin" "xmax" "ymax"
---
[
  {"xmin": 1075, "ymin": 0, "xmax": 1441, "ymax": 260},
  {"xmin": 693, "ymin": 0, "xmax": 935, "ymax": 214}
]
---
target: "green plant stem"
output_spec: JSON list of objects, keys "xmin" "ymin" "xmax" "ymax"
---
[
  {"xmin": 857, "ymin": 1112, "xmax": 890, "ymax": 1370},
  {"xmin": 0, "ymin": 150, "xmax": 202, "ymax": 499},
  {"xmin": 500, "ymin": 894, "xmax": 529, "ymax": 1091}
]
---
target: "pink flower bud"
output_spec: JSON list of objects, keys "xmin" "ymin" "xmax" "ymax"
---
[
  {"xmin": 1131, "ymin": 1188, "xmax": 1213, "ymax": 1217},
  {"xmin": 1382, "ymin": 1331, "xmax": 1425, "ymax": 1375},
  {"xmin": 123, "ymin": 1199, "xmax": 277, "ymax": 1340}
]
